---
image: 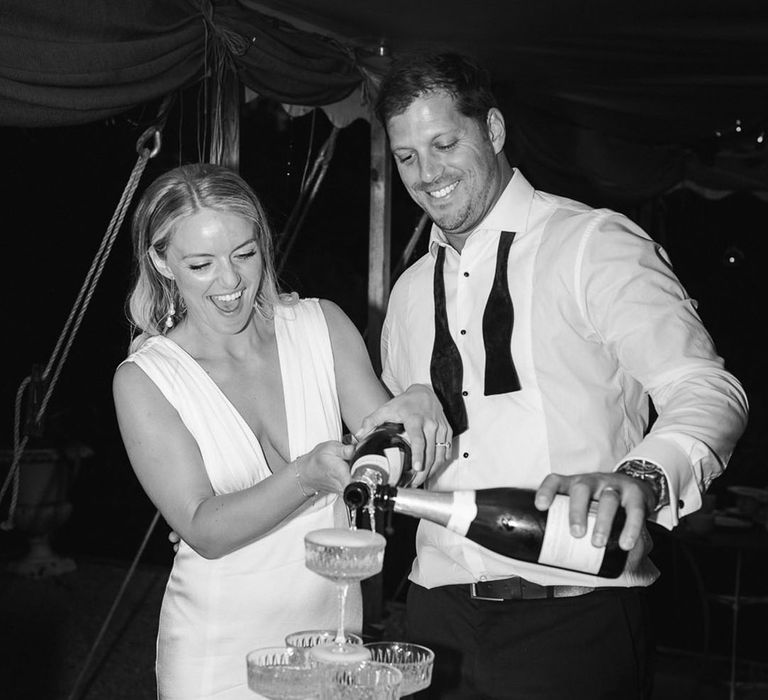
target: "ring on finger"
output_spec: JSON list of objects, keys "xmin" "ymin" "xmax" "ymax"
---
[{"xmin": 435, "ymin": 441, "xmax": 452, "ymax": 449}]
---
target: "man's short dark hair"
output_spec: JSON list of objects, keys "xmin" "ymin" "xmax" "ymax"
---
[{"xmin": 374, "ymin": 52, "xmax": 498, "ymax": 127}]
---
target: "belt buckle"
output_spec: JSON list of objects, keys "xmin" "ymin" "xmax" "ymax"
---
[{"xmin": 469, "ymin": 582, "xmax": 505, "ymax": 602}]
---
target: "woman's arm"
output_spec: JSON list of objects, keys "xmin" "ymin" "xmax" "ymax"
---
[
  {"xmin": 319, "ymin": 299, "xmax": 451, "ymax": 480},
  {"xmin": 113, "ymin": 362, "xmax": 352, "ymax": 559},
  {"xmin": 319, "ymin": 299, "xmax": 390, "ymax": 432}
]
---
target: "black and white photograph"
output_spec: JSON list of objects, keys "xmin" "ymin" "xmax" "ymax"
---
[{"xmin": 1, "ymin": 2, "xmax": 767, "ymax": 699}]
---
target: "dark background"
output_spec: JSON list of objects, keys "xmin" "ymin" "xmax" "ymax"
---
[{"xmin": 0, "ymin": 89, "xmax": 766, "ymax": 670}]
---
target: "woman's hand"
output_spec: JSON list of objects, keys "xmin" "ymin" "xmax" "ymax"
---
[
  {"xmin": 355, "ymin": 384, "xmax": 452, "ymax": 486},
  {"xmin": 294, "ymin": 440, "xmax": 356, "ymax": 496}
]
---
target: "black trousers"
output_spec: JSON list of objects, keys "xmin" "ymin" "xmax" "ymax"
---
[{"xmin": 405, "ymin": 582, "xmax": 654, "ymax": 700}]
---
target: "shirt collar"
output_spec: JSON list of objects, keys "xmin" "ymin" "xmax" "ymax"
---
[{"xmin": 428, "ymin": 169, "xmax": 535, "ymax": 257}]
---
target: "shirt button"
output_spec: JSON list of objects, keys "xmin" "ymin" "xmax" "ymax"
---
[
  {"xmin": 463, "ymin": 271, "xmax": 470, "ymax": 277},
  {"xmin": 462, "ymin": 390, "xmax": 468, "ymax": 397},
  {"xmin": 678, "ymin": 499, "xmax": 685, "ymax": 509},
  {"xmin": 460, "ymin": 329, "xmax": 467, "ymax": 335},
  {"xmin": 463, "ymin": 452, "xmax": 469, "ymax": 459}
]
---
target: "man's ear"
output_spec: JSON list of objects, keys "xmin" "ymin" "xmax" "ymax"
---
[
  {"xmin": 148, "ymin": 247, "xmax": 174, "ymax": 280},
  {"xmin": 487, "ymin": 108, "xmax": 506, "ymax": 155}
]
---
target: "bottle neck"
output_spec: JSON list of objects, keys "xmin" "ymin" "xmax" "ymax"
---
[
  {"xmin": 343, "ymin": 466, "xmax": 386, "ymax": 509},
  {"xmin": 378, "ymin": 488, "xmax": 477, "ymax": 535},
  {"xmin": 350, "ymin": 464, "xmax": 387, "ymax": 488}
]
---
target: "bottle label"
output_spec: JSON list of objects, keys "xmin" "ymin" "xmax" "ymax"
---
[
  {"xmin": 383, "ymin": 447, "xmax": 403, "ymax": 484},
  {"xmin": 446, "ymin": 490, "xmax": 478, "ymax": 536},
  {"xmin": 538, "ymin": 495, "xmax": 605, "ymax": 574},
  {"xmin": 351, "ymin": 454, "xmax": 389, "ymax": 478},
  {"xmin": 351, "ymin": 449, "xmax": 403, "ymax": 485}
]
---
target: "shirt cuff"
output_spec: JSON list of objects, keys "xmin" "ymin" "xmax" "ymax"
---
[{"xmin": 613, "ymin": 434, "xmax": 703, "ymax": 530}]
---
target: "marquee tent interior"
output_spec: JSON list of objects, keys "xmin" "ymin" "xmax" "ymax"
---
[
  {"xmin": 1, "ymin": 1, "xmax": 767, "ymax": 696},
  {"xmin": 3, "ymin": 0, "xmax": 768, "ymax": 199}
]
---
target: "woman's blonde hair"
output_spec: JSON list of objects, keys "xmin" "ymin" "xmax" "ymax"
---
[{"xmin": 126, "ymin": 163, "xmax": 284, "ymax": 351}]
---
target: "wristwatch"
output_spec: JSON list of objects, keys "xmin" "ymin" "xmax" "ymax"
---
[{"xmin": 617, "ymin": 459, "xmax": 670, "ymax": 512}]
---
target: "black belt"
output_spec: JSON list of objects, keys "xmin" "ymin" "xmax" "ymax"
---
[{"xmin": 469, "ymin": 577, "xmax": 595, "ymax": 601}]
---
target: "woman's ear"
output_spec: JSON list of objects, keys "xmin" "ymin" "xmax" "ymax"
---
[
  {"xmin": 148, "ymin": 248, "xmax": 174, "ymax": 280},
  {"xmin": 487, "ymin": 108, "xmax": 506, "ymax": 155}
]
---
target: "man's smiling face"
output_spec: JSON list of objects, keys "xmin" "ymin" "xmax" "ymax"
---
[{"xmin": 386, "ymin": 90, "xmax": 506, "ymax": 237}]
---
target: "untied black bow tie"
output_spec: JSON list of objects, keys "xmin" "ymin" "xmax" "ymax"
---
[{"xmin": 429, "ymin": 231, "xmax": 521, "ymax": 436}]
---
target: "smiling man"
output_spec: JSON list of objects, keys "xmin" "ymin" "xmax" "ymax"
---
[{"xmin": 365, "ymin": 52, "xmax": 749, "ymax": 699}]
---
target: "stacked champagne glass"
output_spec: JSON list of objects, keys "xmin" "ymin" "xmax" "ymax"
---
[{"xmin": 246, "ymin": 525, "xmax": 434, "ymax": 699}]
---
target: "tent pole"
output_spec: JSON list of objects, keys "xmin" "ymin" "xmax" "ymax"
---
[
  {"xmin": 366, "ymin": 117, "xmax": 391, "ymax": 375},
  {"xmin": 362, "ymin": 116, "xmax": 391, "ymax": 636}
]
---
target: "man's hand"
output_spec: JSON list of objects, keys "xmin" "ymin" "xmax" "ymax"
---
[
  {"xmin": 534, "ymin": 472, "xmax": 657, "ymax": 559},
  {"xmin": 356, "ymin": 384, "xmax": 452, "ymax": 486}
]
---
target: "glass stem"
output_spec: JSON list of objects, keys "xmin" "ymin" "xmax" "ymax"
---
[{"xmin": 335, "ymin": 582, "xmax": 349, "ymax": 644}]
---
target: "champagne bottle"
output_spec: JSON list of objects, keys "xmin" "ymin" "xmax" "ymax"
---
[
  {"xmin": 343, "ymin": 422, "xmax": 414, "ymax": 509},
  {"xmin": 373, "ymin": 486, "xmax": 628, "ymax": 578}
]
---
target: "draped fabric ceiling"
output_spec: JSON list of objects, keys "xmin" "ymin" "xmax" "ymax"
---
[{"xmin": 1, "ymin": 0, "xmax": 767, "ymax": 203}]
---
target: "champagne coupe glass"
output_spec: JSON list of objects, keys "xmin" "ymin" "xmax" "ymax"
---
[
  {"xmin": 320, "ymin": 661, "xmax": 403, "ymax": 700},
  {"xmin": 246, "ymin": 646, "xmax": 319, "ymax": 699},
  {"xmin": 285, "ymin": 629, "xmax": 363, "ymax": 649},
  {"xmin": 363, "ymin": 642, "xmax": 434, "ymax": 696},
  {"xmin": 304, "ymin": 528, "xmax": 386, "ymax": 664}
]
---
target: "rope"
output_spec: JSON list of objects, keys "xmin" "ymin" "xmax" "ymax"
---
[
  {"xmin": 0, "ymin": 95, "xmax": 173, "ymax": 528},
  {"xmin": 0, "ymin": 379, "xmax": 33, "ymax": 527},
  {"xmin": 65, "ymin": 510, "xmax": 161, "ymax": 700},
  {"xmin": 393, "ymin": 211, "xmax": 430, "ymax": 279}
]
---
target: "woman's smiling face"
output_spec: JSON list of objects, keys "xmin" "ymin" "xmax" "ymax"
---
[{"xmin": 155, "ymin": 208, "xmax": 262, "ymax": 335}]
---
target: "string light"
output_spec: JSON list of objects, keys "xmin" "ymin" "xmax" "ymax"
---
[
  {"xmin": 711, "ymin": 118, "xmax": 767, "ymax": 149},
  {"xmin": 722, "ymin": 245, "xmax": 744, "ymax": 269}
]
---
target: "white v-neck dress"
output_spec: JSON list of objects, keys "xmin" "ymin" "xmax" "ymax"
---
[{"xmin": 122, "ymin": 299, "xmax": 361, "ymax": 699}]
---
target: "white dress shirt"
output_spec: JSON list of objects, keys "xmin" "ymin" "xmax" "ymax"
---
[{"xmin": 381, "ymin": 170, "xmax": 748, "ymax": 589}]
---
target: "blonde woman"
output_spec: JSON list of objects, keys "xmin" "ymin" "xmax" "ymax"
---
[{"xmin": 113, "ymin": 163, "xmax": 449, "ymax": 699}]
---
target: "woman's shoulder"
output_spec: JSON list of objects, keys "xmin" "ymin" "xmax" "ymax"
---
[
  {"xmin": 315, "ymin": 299, "xmax": 360, "ymax": 347},
  {"xmin": 274, "ymin": 294, "xmax": 331, "ymax": 321},
  {"xmin": 121, "ymin": 333, "xmax": 172, "ymax": 363},
  {"xmin": 113, "ymin": 352, "xmax": 156, "ymax": 403},
  {"xmin": 114, "ymin": 335, "xmax": 187, "ymax": 404},
  {"xmin": 273, "ymin": 295, "xmax": 355, "ymax": 339},
  {"xmin": 275, "ymin": 296, "xmax": 361, "ymax": 346},
  {"xmin": 115, "ymin": 335, "xmax": 182, "ymax": 382}
]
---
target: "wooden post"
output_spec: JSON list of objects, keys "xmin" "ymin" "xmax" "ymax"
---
[
  {"xmin": 367, "ymin": 117, "xmax": 392, "ymax": 375},
  {"xmin": 361, "ymin": 116, "xmax": 392, "ymax": 637}
]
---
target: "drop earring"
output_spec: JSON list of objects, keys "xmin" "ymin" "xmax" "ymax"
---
[{"xmin": 165, "ymin": 300, "xmax": 176, "ymax": 329}]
